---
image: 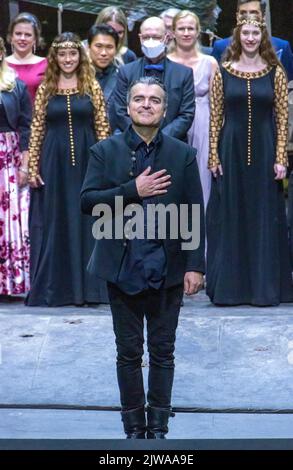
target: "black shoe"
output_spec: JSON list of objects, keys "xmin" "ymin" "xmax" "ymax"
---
[
  {"xmin": 146, "ymin": 406, "xmax": 175, "ymax": 439},
  {"xmin": 121, "ymin": 407, "xmax": 146, "ymax": 439},
  {"xmin": 126, "ymin": 432, "xmax": 146, "ymax": 439},
  {"xmin": 147, "ymin": 430, "xmax": 166, "ymax": 439}
]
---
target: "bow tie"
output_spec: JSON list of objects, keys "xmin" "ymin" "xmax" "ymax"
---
[{"xmin": 144, "ymin": 63, "xmax": 164, "ymax": 71}]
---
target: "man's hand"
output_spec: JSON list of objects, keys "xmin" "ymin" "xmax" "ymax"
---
[
  {"xmin": 184, "ymin": 271, "xmax": 204, "ymax": 295},
  {"xmin": 136, "ymin": 166, "xmax": 171, "ymax": 198}
]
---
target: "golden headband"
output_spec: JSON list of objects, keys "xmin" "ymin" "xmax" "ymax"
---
[
  {"xmin": 237, "ymin": 18, "xmax": 266, "ymax": 28},
  {"xmin": 52, "ymin": 40, "xmax": 82, "ymax": 49}
]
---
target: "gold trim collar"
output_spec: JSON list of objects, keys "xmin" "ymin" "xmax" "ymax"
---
[
  {"xmin": 223, "ymin": 62, "xmax": 273, "ymax": 79},
  {"xmin": 56, "ymin": 87, "xmax": 79, "ymax": 95}
]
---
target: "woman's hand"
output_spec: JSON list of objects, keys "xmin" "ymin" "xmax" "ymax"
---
[
  {"xmin": 18, "ymin": 167, "xmax": 29, "ymax": 188},
  {"xmin": 210, "ymin": 164, "xmax": 223, "ymax": 178},
  {"xmin": 29, "ymin": 175, "xmax": 45, "ymax": 188},
  {"xmin": 18, "ymin": 150, "xmax": 29, "ymax": 188},
  {"xmin": 274, "ymin": 163, "xmax": 287, "ymax": 180}
]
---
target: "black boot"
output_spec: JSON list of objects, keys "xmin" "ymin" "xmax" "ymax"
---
[
  {"xmin": 121, "ymin": 407, "xmax": 146, "ymax": 439},
  {"xmin": 146, "ymin": 406, "xmax": 175, "ymax": 439}
]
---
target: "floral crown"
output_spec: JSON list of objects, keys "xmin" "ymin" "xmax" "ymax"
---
[
  {"xmin": 237, "ymin": 16, "xmax": 266, "ymax": 29},
  {"xmin": 52, "ymin": 40, "xmax": 82, "ymax": 49}
]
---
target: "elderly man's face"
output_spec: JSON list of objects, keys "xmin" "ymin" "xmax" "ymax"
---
[
  {"xmin": 162, "ymin": 15, "xmax": 175, "ymax": 44},
  {"xmin": 163, "ymin": 15, "xmax": 173, "ymax": 31},
  {"xmin": 139, "ymin": 21, "xmax": 166, "ymax": 44},
  {"xmin": 128, "ymin": 83, "xmax": 166, "ymax": 128}
]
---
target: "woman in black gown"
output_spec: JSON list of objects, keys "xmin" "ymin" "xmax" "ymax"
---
[
  {"xmin": 206, "ymin": 14, "xmax": 293, "ymax": 306},
  {"xmin": 26, "ymin": 32, "xmax": 110, "ymax": 306}
]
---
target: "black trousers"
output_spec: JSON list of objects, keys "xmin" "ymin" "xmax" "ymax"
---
[{"xmin": 107, "ymin": 282, "xmax": 184, "ymax": 411}]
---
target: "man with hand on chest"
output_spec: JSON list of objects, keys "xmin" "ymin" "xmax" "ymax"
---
[{"xmin": 81, "ymin": 77, "xmax": 205, "ymax": 439}]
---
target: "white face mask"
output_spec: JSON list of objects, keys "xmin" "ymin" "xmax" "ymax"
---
[{"xmin": 141, "ymin": 39, "xmax": 165, "ymax": 59}]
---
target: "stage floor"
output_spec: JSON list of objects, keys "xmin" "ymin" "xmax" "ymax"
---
[{"xmin": 1, "ymin": 291, "xmax": 293, "ymax": 439}]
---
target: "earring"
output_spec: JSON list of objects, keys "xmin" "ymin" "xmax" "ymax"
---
[
  {"xmin": 11, "ymin": 43, "xmax": 14, "ymax": 53},
  {"xmin": 33, "ymin": 43, "xmax": 36, "ymax": 54}
]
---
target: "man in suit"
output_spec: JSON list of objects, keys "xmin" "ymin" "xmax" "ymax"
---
[
  {"xmin": 81, "ymin": 77, "xmax": 205, "ymax": 439},
  {"xmin": 212, "ymin": 0, "xmax": 293, "ymax": 81},
  {"xmin": 111, "ymin": 16, "xmax": 195, "ymax": 141},
  {"xmin": 87, "ymin": 24, "xmax": 119, "ymax": 131}
]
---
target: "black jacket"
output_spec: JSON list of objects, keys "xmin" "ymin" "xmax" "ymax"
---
[
  {"xmin": 80, "ymin": 128, "xmax": 205, "ymax": 287},
  {"xmin": 95, "ymin": 64, "xmax": 118, "ymax": 132},
  {"xmin": 1, "ymin": 78, "xmax": 32, "ymax": 151},
  {"xmin": 111, "ymin": 57, "xmax": 195, "ymax": 141}
]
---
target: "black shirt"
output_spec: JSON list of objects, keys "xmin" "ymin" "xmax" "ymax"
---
[{"xmin": 116, "ymin": 127, "xmax": 167, "ymax": 294}]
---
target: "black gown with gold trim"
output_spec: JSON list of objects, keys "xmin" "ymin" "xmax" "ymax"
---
[
  {"xmin": 206, "ymin": 63, "xmax": 293, "ymax": 306},
  {"xmin": 26, "ymin": 84, "xmax": 110, "ymax": 306}
]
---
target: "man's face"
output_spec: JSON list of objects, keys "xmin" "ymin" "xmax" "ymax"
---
[
  {"xmin": 162, "ymin": 15, "xmax": 174, "ymax": 44},
  {"xmin": 163, "ymin": 15, "xmax": 173, "ymax": 32},
  {"xmin": 128, "ymin": 84, "xmax": 166, "ymax": 128},
  {"xmin": 89, "ymin": 34, "xmax": 116, "ymax": 69},
  {"xmin": 237, "ymin": 1, "xmax": 262, "ymax": 18},
  {"xmin": 139, "ymin": 22, "xmax": 166, "ymax": 45}
]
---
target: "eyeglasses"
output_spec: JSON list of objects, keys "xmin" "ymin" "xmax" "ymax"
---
[{"xmin": 140, "ymin": 35, "xmax": 164, "ymax": 41}]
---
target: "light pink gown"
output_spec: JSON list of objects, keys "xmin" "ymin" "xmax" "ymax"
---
[
  {"xmin": 0, "ymin": 131, "xmax": 30, "ymax": 294},
  {"xmin": 187, "ymin": 55, "xmax": 214, "ymax": 211},
  {"xmin": 0, "ymin": 60, "xmax": 46, "ymax": 294}
]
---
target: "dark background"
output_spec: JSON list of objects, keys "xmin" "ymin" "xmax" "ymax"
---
[{"xmin": 1, "ymin": 1, "xmax": 292, "ymax": 55}]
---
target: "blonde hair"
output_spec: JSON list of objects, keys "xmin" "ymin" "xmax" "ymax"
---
[
  {"xmin": 0, "ymin": 37, "xmax": 16, "ymax": 91},
  {"xmin": 172, "ymin": 10, "xmax": 201, "ymax": 35}
]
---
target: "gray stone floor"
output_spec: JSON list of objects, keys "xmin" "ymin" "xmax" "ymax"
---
[
  {"xmin": 1, "ymin": 409, "xmax": 293, "ymax": 440},
  {"xmin": 1, "ymin": 291, "xmax": 293, "ymax": 439}
]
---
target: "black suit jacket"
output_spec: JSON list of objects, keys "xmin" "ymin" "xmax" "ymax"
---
[
  {"xmin": 95, "ymin": 64, "xmax": 118, "ymax": 132},
  {"xmin": 80, "ymin": 128, "xmax": 205, "ymax": 287},
  {"xmin": 111, "ymin": 57, "xmax": 195, "ymax": 141},
  {"xmin": 1, "ymin": 79, "xmax": 32, "ymax": 151}
]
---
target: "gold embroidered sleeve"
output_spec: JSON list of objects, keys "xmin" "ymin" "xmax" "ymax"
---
[
  {"xmin": 208, "ymin": 69, "xmax": 224, "ymax": 168},
  {"xmin": 28, "ymin": 85, "xmax": 46, "ymax": 179},
  {"xmin": 91, "ymin": 81, "xmax": 111, "ymax": 141},
  {"xmin": 274, "ymin": 66, "xmax": 289, "ymax": 166}
]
